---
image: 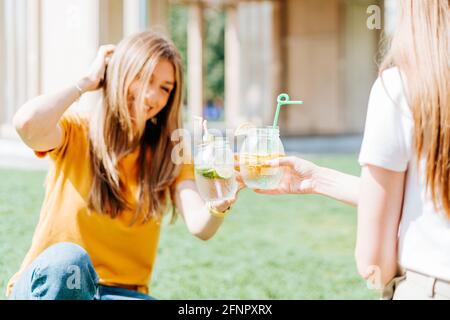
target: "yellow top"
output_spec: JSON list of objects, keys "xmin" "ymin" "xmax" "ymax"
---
[{"xmin": 6, "ymin": 113, "xmax": 194, "ymax": 297}]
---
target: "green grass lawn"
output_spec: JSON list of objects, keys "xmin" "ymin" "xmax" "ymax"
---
[{"xmin": 0, "ymin": 154, "xmax": 378, "ymax": 300}]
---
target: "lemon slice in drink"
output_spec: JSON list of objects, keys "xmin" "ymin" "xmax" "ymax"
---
[
  {"xmin": 215, "ymin": 166, "xmax": 234, "ymax": 179},
  {"xmin": 234, "ymin": 122, "xmax": 256, "ymax": 136}
]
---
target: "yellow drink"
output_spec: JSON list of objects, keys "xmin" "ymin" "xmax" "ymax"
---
[{"xmin": 240, "ymin": 153, "xmax": 284, "ymax": 189}]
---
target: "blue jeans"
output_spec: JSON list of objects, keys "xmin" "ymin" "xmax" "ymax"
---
[{"xmin": 10, "ymin": 242, "xmax": 155, "ymax": 300}]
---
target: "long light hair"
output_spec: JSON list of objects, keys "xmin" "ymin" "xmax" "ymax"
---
[
  {"xmin": 88, "ymin": 31, "xmax": 183, "ymax": 224},
  {"xmin": 380, "ymin": 0, "xmax": 450, "ymax": 215}
]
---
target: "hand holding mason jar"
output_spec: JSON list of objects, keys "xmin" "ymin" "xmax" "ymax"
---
[
  {"xmin": 193, "ymin": 120, "xmax": 245, "ymax": 218},
  {"xmin": 238, "ymin": 126, "xmax": 285, "ymax": 190},
  {"xmin": 194, "ymin": 136, "xmax": 239, "ymax": 203}
]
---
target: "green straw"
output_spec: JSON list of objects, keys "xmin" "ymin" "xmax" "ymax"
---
[{"xmin": 272, "ymin": 93, "xmax": 304, "ymax": 128}]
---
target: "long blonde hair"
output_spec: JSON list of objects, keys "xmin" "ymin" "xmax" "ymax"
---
[
  {"xmin": 88, "ymin": 31, "xmax": 184, "ymax": 224},
  {"xmin": 380, "ymin": 0, "xmax": 450, "ymax": 215}
]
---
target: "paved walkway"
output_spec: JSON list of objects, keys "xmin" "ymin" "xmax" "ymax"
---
[
  {"xmin": 0, "ymin": 135, "xmax": 362, "ymax": 170},
  {"xmin": 0, "ymin": 139, "xmax": 49, "ymax": 170}
]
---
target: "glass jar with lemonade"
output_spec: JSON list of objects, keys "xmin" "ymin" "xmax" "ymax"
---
[{"xmin": 239, "ymin": 127, "xmax": 285, "ymax": 189}]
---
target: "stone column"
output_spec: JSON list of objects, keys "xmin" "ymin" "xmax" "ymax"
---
[
  {"xmin": 224, "ymin": 3, "xmax": 241, "ymax": 129},
  {"xmin": 147, "ymin": 0, "xmax": 169, "ymax": 33},
  {"xmin": 187, "ymin": 2, "xmax": 204, "ymax": 129},
  {"xmin": 15, "ymin": 0, "xmax": 27, "ymax": 113},
  {"xmin": 343, "ymin": 0, "xmax": 381, "ymax": 133},
  {"xmin": 237, "ymin": 1, "xmax": 282, "ymax": 128},
  {"xmin": 27, "ymin": 0, "xmax": 41, "ymax": 103},
  {"xmin": 0, "ymin": 0, "xmax": 41, "ymax": 139},
  {"xmin": 3, "ymin": 0, "xmax": 16, "ymax": 136},
  {"xmin": 2, "ymin": 0, "xmax": 20, "ymax": 138},
  {"xmin": 123, "ymin": 0, "xmax": 142, "ymax": 37},
  {"xmin": 284, "ymin": 0, "xmax": 343, "ymax": 135},
  {"xmin": 40, "ymin": 0, "xmax": 100, "ymax": 112},
  {"xmin": 99, "ymin": 0, "xmax": 123, "ymax": 45},
  {"xmin": 0, "ymin": 0, "xmax": 5, "ymax": 129},
  {"xmin": 267, "ymin": 0, "xmax": 284, "ymax": 128}
]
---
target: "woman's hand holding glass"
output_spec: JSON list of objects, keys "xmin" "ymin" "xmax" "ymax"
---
[
  {"xmin": 252, "ymin": 156, "xmax": 319, "ymax": 195},
  {"xmin": 206, "ymin": 177, "xmax": 246, "ymax": 216},
  {"xmin": 194, "ymin": 121, "xmax": 245, "ymax": 216},
  {"xmin": 252, "ymin": 156, "xmax": 359, "ymax": 207}
]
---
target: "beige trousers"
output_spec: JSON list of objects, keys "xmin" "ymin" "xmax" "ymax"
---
[{"xmin": 382, "ymin": 270, "xmax": 450, "ymax": 300}]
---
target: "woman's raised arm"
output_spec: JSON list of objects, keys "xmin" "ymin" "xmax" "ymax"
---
[{"xmin": 13, "ymin": 45, "xmax": 115, "ymax": 151}]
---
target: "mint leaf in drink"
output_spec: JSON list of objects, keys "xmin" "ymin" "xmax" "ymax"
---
[
  {"xmin": 195, "ymin": 167, "xmax": 232, "ymax": 180},
  {"xmin": 195, "ymin": 168, "xmax": 219, "ymax": 179}
]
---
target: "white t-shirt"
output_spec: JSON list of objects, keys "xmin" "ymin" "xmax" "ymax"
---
[{"xmin": 359, "ymin": 67, "xmax": 450, "ymax": 281}]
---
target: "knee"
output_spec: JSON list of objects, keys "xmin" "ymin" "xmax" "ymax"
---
[
  {"xmin": 29, "ymin": 242, "xmax": 98, "ymax": 299},
  {"xmin": 37, "ymin": 242, "xmax": 92, "ymax": 272}
]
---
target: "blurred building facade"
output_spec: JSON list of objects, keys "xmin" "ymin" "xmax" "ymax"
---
[{"xmin": 0, "ymin": 0, "xmax": 393, "ymax": 142}]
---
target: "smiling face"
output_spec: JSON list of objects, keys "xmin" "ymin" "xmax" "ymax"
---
[
  {"xmin": 101, "ymin": 31, "xmax": 183, "ymax": 146},
  {"xmin": 128, "ymin": 59, "xmax": 175, "ymax": 125}
]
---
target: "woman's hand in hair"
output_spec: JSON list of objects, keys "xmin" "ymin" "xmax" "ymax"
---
[{"xmin": 77, "ymin": 44, "xmax": 116, "ymax": 93}]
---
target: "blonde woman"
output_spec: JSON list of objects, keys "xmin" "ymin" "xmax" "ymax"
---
[
  {"xmin": 255, "ymin": 1, "xmax": 450, "ymax": 299},
  {"xmin": 7, "ymin": 31, "xmax": 242, "ymax": 300}
]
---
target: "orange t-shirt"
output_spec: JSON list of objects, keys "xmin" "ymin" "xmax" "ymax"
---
[{"xmin": 6, "ymin": 113, "xmax": 194, "ymax": 297}]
